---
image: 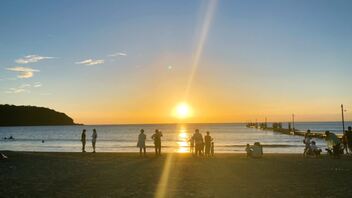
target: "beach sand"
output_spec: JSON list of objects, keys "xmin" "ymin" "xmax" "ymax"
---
[{"xmin": 1, "ymin": 151, "xmax": 352, "ymax": 198}]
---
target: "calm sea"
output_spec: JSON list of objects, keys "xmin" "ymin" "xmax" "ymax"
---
[{"xmin": 0, "ymin": 122, "xmax": 351, "ymax": 153}]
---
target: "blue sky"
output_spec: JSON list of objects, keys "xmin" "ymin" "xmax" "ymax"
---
[{"xmin": 0, "ymin": 0, "xmax": 351, "ymax": 124}]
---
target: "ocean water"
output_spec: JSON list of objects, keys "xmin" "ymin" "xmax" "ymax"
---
[{"xmin": 0, "ymin": 122, "xmax": 351, "ymax": 153}]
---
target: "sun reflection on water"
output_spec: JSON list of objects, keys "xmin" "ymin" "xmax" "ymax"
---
[{"xmin": 177, "ymin": 129, "xmax": 190, "ymax": 153}]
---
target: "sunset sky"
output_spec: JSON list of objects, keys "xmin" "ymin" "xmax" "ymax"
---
[{"xmin": 1, "ymin": 0, "xmax": 351, "ymax": 124}]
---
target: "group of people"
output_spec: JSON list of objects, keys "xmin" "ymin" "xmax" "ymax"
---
[
  {"xmin": 189, "ymin": 129, "xmax": 214, "ymax": 157},
  {"xmin": 245, "ymin": 142, "xmax": 263, "ymax": 158},
  {"xmin": 137, "ymin": 129, "xmax": 163, "ymax": 156},
  {"xmin": 80, "ymin": 129, "xmax": 98, "ymax": 153},
  {"xmin": 303, "ymin": 126, "xmax": 352, "ymax": 158},
  {"xmin": 303, "ymin": 130, "xmax": 323, "ymax": 157},
  {"xmin": 136, "ymin": 129, "xmax": 215, "ymax": 157},
  {"xmin": 2, "ymin": 136, "xmax": 15, "ymax": 140}
]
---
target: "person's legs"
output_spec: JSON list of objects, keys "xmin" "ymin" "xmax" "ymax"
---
[
  {"xmin": 158, "ymin": 145, "xmax": 161, "ymax": 155},
  {"xmin": 92, "ymin": 142, "xmax": 96, "ymax": 153},
  {"xmin": 139, "ymin": 147, "xmax": 142, "ymax": 156},
  {"xmin": 82, "ymin": 141, "xmax": 86, "ymax": 152},
  {"xmin": 333, "ymin": 145, "xmax": 340, "ymax": 158},
  {"xmin": 348, "ymin": 144, "xmax": 352, "ymax": 154},
  {"xmin": 205, "ymin": 144, "xmax": 210, "ymax": 157},
  {"xmin": 143, "ymin": 147, "xmax": 146, "ymax": 156},
  {"xmin": 344, "ymin": 143, "xmax": 348, "ymax": 154}
]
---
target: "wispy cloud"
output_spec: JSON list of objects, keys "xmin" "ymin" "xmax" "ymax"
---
[
  {"xmin": 4, "ymin": 82, "xmax": 42, "ymax": 94},
  {"xmin": 6, "ymin": 66, "xmax": 40, "ymax": 78},
  {"xmin": 19, "ymin": 84, "xmax": 31, "ymax": 88},
  {"xmin": 15, "ymin": 55, "xmax": 55, "ymax": 64},
  {"xmin": 33, "ymin": 82, "xmax": 42, "ymax": 88},
  {"xmin": 108, "ymin": 52, "xmax": 127, "ymax": 57},
  {"xmin": 5, "ymin": 88, "xmax": 28, "ymax": 94},
  {"xmin": 75, "ymin": 59, "xmax": 104, "ymax": 66},
  {"xmin": 5, "ymin": 84, "xmax": 31, "ymax": 94}
]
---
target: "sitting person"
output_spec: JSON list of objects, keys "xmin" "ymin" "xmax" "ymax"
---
[
  {"xmin": 246, "ymin": 142, "xmax": 263, "ymax": 158},
  {"xmin": 245, "ymin": 144, "xmax": 252, "ymax": 157},
  {"xmin": 309, "ymin": 141, "xmax": 322, "ymax": 157},
  {"xmin": 325, "ymin": 131, "xmax": 343, "ymax": 157}
]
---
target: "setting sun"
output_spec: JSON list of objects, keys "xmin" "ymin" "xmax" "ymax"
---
[{"xmin": 174, "ymin": 103, "xmax": 192, "ymax": 119}]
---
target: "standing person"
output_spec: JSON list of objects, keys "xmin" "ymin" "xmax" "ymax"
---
[
  {"xmin": 137, "ymin": 129, "xmax": 147, "ymax": 156},
  {"xmin": 193, "ymin": 129, "xmax": 203, "ymax": 157},
  {"xmin": 92, "ymin": 129, "xmax": 98, "ymax": 153},
  {"xmin": 342, "ymin": 132, "xmax": 348, "ymax": 154},
  {"xmin": 81, "ymin": 129, "xmax": 86, "ymax": 152},
  {"xmin": 211, "ymin": 142, "xmax": 214, "ymax": 157},
  {"xmin": 303, "ymin": 130, "xmax": 311, "ymax": 156},
  {"xmin": 204, "ymin": 131, "xmax": 213, "ymax": 157},
  {"xmin": 346, "ymin": 126, "xmax": 352, "ymax": 153},
  {"xmin": 151, "ymin": 129, "xmax": 163, "ymax": 156},
  {"xmin": 189, "ymin": 135, "xmax": 195, "ymax": 154}
]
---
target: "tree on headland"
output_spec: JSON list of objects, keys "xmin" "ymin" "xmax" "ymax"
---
[{"xmin": 0, "ymin": 104, "xmax": 76, "ymax": 126}]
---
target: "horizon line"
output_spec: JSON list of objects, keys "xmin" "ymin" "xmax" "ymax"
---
[{"xmin": 78, "ymin": 120, "xmax": 352, "ymax": 126}]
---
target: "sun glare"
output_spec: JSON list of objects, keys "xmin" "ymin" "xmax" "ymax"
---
[{"xmin": 175, "ymin": 103, "xmax": 192, "ymax": 119}]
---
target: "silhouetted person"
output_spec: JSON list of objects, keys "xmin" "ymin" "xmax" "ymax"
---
[
  {"xmin": 252, "ymin": 142, "xmax": 263, "ymax": 158},
  {"xmin": 204, "ymin": 131, "xmax": 213, "ymax": 157},
  {"xmin": 303, "ymin": 130, "xmax": 311, "ymax": 156},
  {"xmin": 346, "ymin": 126, "xmax": 352, "ymax": 153},
  {"xmin": 151, "ymin": 129, "xmax": 162, "ymax": 156},
  {"xmin": 325, "ymin": 131, "xmax": 341, "ymax": 158},
  {"xmin": 310, "ymin": 141, "xmax": 322, "ymax": 157},
  {"xmin": 189, "ymin": 135, "xmax": 195, "ymax": 154},
  {"xmin": 342, "ymin": 132, "xmax": 348, "ymax": 154},
  {"xmin": 137, "ymin": 129, "xmax": 147, "ymax": 156},
  {"xmin": 193, "ymin": 129, "xmax": 203, "ymax": 157},
  {"xmin": 81, "ymin": 129, "xmax": 86, "ymax": 152},
  {"xmin": 92, "ymin": 129, "xmax": 97, "ymax": 153},
  {"xmin": 211, "ymin": 142, "xmax": 214, "ymax": 157},
  {"xmin": 245, "ymin": 144, "xmax": 252, "ymax": 157}
]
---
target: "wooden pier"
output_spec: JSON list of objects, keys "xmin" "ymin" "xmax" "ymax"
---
[{"xmin": 246, "ymin": 123, "xmax": 341, "ymax": 139}]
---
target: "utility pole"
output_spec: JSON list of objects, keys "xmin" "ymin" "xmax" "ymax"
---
[
  {"xmin": 292, "ymin": 114, "xmax": 295, "ymax": 132},
  {"xmin": 341, "ymin": 104, "xmax": 345, "ymax": 133}
]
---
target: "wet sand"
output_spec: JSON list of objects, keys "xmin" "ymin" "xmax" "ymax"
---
[{"xmin": 1, "ymin": 151, "xmax": 352, "ymax": 198}]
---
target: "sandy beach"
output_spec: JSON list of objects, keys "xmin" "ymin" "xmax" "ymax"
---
[{"xmin": 1, "ymin": 151, "xmax": 352, "ymax": 198}]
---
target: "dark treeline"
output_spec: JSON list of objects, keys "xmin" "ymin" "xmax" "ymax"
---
[{"xmin": 0, "ymin": 104, "xmax": 76, "ymax": 126}]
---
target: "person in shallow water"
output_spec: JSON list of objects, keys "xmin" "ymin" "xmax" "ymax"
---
[
  {"xmin": 151, "ymin": 129, "xmax": 163, "ymax": 156},
  {"xmin": 92, "ymin": 129, "xmax": 97, "ymax": 153},
  {"xmin": 81, "ymin": 129, "xmax": 86, "ymax": 152},
  {"xmin": 137, "ymin": 129, "xmax": 147, "ymax": 156},
  {"xmin": 204, "ymin": 131, "xmax": 213, "ymax": 157}
]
